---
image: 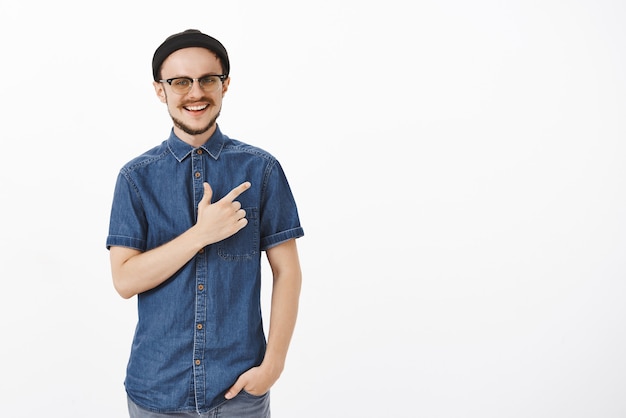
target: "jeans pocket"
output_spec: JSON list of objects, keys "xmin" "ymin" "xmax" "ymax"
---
[{"xmin": 240, "ymin": 389, "xmax": 269, "ymax": 399}]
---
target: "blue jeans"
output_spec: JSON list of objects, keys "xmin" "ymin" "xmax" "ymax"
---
[{"xmin": 127, "ymin": 392, "xmax": 270, "ymax": 418}]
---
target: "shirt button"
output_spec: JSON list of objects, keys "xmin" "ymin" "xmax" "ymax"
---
[
  {"xmin": 198, "ymin": 248, "xmax": 204, "ymax": 254},
  {"xmin": 197, "ymin": 324, "xmax": 203, "ymax": 330},
  {"xmin": 197, "ymin": 149, "xmax": 203, "ymax": 154},
  {"xmin": 195, "ymin": 359, "xmax": 201, "ymax": 366},
  {"xmin": 195, "ymin": 172, "xmax": 201, "ymax": 178},
  {"xmin": 198, "ymin": 284, "xmax": 204, "ymax": 291}
]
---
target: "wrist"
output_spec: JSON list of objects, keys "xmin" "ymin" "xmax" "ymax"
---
[
  {"xmin": 187, "ymin": 224, "xmax": 211, "ymax": 250},
  {"xmin": 260, "ymin": 357, "xmax": 285, "ymax": 381}
]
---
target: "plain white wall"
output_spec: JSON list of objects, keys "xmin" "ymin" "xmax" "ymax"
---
[{"xmin": 1, "ymin": 1, "xmax": 625, "ymax": 417}]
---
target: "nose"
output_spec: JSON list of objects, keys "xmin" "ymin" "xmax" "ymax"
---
[{"xmin": 187, "ymin": 79, "xmax": 204, "ymax": 97}]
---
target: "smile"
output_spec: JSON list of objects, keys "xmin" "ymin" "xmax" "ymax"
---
[{"xmin": 185, "ymin": 104, "xmax": 208, "ymax": 111}]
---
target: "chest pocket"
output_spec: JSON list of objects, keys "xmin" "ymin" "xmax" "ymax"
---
[{"xmin": 217, "ymin": 207, "xmax": 259, "ymax": 261}]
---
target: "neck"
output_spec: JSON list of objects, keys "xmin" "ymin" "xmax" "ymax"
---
[{"xmin": 173, "ymin": 123, "xmax": 217, "ymax": 148}]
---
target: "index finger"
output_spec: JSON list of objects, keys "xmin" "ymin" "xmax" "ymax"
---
[{"xmin": 221, "ymin": 181, "xmax": 251, "ymax": 202}]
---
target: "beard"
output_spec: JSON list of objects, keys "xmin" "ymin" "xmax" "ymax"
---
[
  {"xmin": 170, "ymin": 110, "xmax": 220, "ymax": 136},
  {"xmin": 164, "ymin": 90, "xmax": 222, "ymax": 136}
]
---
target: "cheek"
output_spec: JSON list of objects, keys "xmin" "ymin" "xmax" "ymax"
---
[{"xmin": 166, "ymin": 100, "xmax": 179, "ymax": 112}]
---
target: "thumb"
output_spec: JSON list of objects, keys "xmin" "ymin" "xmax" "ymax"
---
[
  {"xmin": 200, "ymin": 182, "xmax": 213, "ymax": 205},
  {"xmin": 225, "ymin": 378, "xmax": 245, "ymax": 400}
]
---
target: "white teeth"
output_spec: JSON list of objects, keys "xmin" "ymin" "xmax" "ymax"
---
[{"xmin": 186, "ymin": 105, "xmax": 208, "ymax": 111}]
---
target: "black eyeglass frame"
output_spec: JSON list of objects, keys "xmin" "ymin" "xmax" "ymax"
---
[{"xmin": 158, "ymin": 75, "xmax": 228, "ymax": 92}]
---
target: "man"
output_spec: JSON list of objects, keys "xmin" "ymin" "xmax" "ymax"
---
[{"xmin": 106, "ymin": 29, "xmax": 304, "ymax": 417}]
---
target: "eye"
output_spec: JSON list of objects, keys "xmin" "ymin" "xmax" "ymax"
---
[
  {"xmin": 172, "ymin": 78, "xmax": 191, "ymax": 87},
  {"xmin": 200, "ymin": 76, "xmax": 217, "ymax": 85}
]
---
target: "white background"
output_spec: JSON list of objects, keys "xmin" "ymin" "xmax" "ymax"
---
[{"xmin": 1, "ymin": 1, "xmax": 625, "ymax": 417}]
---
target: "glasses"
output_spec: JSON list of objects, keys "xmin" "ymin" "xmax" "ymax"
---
[{"xmin": 159, "ymin": 75, "xmax": 227, "ymax": 94}]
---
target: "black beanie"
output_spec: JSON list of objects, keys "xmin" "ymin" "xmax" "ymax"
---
[{"xmin": 152, "ymin": 29, "xmax": 230, "ymax": 81}]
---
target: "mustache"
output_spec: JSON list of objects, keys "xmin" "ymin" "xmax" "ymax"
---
[{"xmin": 181, "ymin": 98, "xmax": 214, "ymax": 106}]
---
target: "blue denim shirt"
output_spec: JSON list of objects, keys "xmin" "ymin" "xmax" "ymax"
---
[{"xmin": 106, "ymin": 126, "xmax": 304, "ymax": 413}]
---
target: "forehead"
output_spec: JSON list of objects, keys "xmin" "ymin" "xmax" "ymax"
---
[{"xmin": 160, "ymin": 47, "xmax": 222, "ymax": 76}]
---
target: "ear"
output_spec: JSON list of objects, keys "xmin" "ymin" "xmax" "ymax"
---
[
  {"xmin": 221, "ymin": 77, "xmax": 230, "ymax": 97},
  {"xmin": 153, "ymin": 81, "xmax": 167, "ymax": 103}
]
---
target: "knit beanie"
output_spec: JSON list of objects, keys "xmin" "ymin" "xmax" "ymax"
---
[{"xmin": 152, "ymin": 29, "xmax": 230, "ymax": 81}]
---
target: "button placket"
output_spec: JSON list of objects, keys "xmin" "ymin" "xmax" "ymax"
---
[{"xmin": 191, "ymin": 148, "xmax": 207, "ymax": 407}]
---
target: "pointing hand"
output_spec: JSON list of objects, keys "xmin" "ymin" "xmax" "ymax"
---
[{"xmin": 196, "ymin": 181, "xmax": 251, "ymax": 245}]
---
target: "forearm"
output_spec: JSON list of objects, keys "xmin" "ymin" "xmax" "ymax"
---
[
  {"xmin": 263, "ymin": 277, "xmax": 301, "ymax": 375},
  {"xmin": 111, "ymin": 225, "xmax": 206, "ymax": 298},
  {"xmin": 261, "ymin": 241, "xmax": 302, "ymax": 376}
]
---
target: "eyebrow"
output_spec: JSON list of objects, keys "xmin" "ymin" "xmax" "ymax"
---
[{"xmin": 166, "ymin": 73, "xmax": 222, "ymax": 79}]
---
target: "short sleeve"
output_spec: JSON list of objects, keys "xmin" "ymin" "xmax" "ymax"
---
[
  {"xmin": 106, "ymin": 171, "xmax": 148, "ymax": 251},
  {"xmin": 259, "ymin": 160, "xmax": 304, "ymax": 250}
]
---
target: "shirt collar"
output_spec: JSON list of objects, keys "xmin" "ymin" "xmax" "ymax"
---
[{"xmin": 167, "ymin": 125, "xmax": 226, "ymax": 162}]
